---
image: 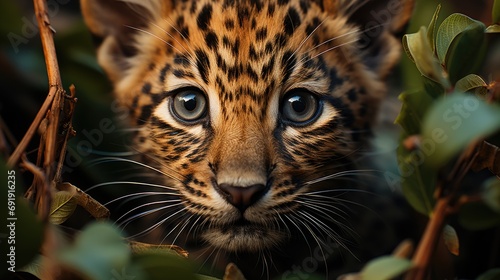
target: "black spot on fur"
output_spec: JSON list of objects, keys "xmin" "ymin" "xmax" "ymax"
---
[
  {"xmin": 329, "ymin": 97, "xmax": 355, "ymax": 127},
  {"xmin": 151, "ymin": 116, "xmax": 186, "ymax": 136},
  {"xmin": 267, "ymin": 3, "xmax": 275, "ymax": 16},
  {"xmin": 265, "ymin": 42, "xmax": 273, "ymax": 54},
  {"xmin": 284, "ymin": 7, "xmax": 301, "ymax": 35},
  {"xmin": 174, "ymin": 54, "xmax": 190, "ymax": 67},
  {"xmin": 347, "ymin": 89, "xmax": 357, "ymax": 102},
  {"xmin": 328, "ymin": 69, "xmax": 345, "ymax": 91},
  {"xmin": 249, "ymin": 45, "xmax": 258, "ymax": 60},
  {"xmin": 141, "ymin": 82, "xmax": 151, "ymax": 94},
  {"xmin": 174, "ymin": 146, "xmax": 189, "ymax": 153},
  {"xmin": 275, "ymin": 33, "xmax": 287, "ymax": 48},
  {"xmin": 159, "ymin": 64, "xmax": 171, "ymax": 83},
  {"xmin": 224, "ymin": 19, "xmax": 235, "ymax": 30},
  {"xmin": 281, "ymin": 51, "xmax": 296, "ymax": 83},
  {"xmin": 256, "ymin": 27, "xmax": 268, "ymax": 41},
  {"xmin": 204, "ymin": 31, "xmax": 219, "ymax": 50},
  {"xmin": 173, "ymin": 69, "xmax": 194, "ymax": 79},
  {"xmin": 277, "ymin": 0, "xmax": 290, "ymax": 5},
  {"xmin": 246, "ymin": 64, "xmax": 259, "ymax": 83},
  {"xmin": 237, "ymin": 6, "xmax": 249, "ymax": 27},
  {"xmin": 195, "ymin": 49, "xmax": 211, "ymax": 84},
  {"xmin": 197, "ymin": 4, "xmax": 212, "ymax": 31},
  {"xmin": 299, "ymin": 0, "xmax": 310, "ymax": 14},
  {"xmin": 261, "ymin": 57, "xmax": 275, "ymax": 79},
  {"xmin": 180, "ymin": 27, "xmax": 190, "ymax": 39},
  {"xmin": 137, "ymin": 104, "xmax": 152, "ymax": 125}
]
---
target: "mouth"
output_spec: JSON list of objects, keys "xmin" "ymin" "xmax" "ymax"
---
[{"xmin": 202, "ymin": 218, "xmax": 286, "ymax": 252}]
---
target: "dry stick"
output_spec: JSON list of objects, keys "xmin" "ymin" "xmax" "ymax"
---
[
  {"xmin": 405, "ymin": 197, "xmax": 451, "ymax": 280},
  {"xmin": 6, "ymin": 87, "xmax": 56, "ymax": 168},
  {"xmin": 30, "ymin": 0, "xmax": 67, "ymax": 219},
  {"xmin": 407, "ymin": 140, "xmax": 483, "ymax": 280},
  {"xmin": 7, "ymin": 0, "xmax": 64, "ymax": 169}
]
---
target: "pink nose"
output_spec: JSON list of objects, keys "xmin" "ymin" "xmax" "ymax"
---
[{"xmin": 217, "ymin": 183, "xmax": 268, "ymax": 212}]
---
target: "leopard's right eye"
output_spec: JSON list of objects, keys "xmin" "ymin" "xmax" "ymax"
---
[{"xmin": 171, "ymin": 88, "xmax": 207, "ymax": 123}]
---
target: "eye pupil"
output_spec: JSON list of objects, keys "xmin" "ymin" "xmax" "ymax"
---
[
  {"xmin": 282, "ymin": 90, "xmax": 319, "ymax": 124},
  {"xmin": 290, "ymin": 97, "xmax": 306, "ymax": 113},
  {"xmin": 171, "ymin": 89, "xmax": 207, "ymax": 122},
  {"xmin": 182, "ymin": 95, "xmax": 197, "ymax": 111}
]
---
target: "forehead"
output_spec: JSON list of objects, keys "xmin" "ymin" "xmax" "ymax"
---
[{"xmin": 159, "ymin": 0, "xmax": 356, "ymax": 90}]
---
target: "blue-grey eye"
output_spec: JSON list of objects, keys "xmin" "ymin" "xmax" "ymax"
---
[
  {"xmin": 282, "ymin": 90, "xmax": 319, "ymax": 124},
  {"xmin": 172, "ymin": 89, "xmax": 207, "ymax": 122}
]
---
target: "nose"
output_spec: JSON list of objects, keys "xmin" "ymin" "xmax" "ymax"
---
[{"xmin": 217, "ymin": 183, "xmax": 268, "ymax": 212}]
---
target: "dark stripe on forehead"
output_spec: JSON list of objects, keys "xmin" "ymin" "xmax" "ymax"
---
[
  {"xmin": 284, "ymin": 7, "xmax": 301, "ymax": 35},
  {"xmin": 195, "ymin": 49, "xmax": 211, "ymax": 84},
  {"xmin": 197, "ymin": 4, "xmax": 213, "ymax": 31},
  {"xmin": 281, "ymin": 51, "xmax": 296, "ymax": 83}
]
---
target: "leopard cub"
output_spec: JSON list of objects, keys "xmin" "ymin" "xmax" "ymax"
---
[{"xmin": 81, "ymin": 0, "xmax": 413, "ymax": 277}]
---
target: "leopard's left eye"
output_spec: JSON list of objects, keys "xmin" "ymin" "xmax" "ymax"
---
[
  {"xmin": 171, "ymin": 88, "xmax": 207, "ymax": 123},
  {"xmin": 281, "ymin": 89, "xmax": 320, "ymax": 125}
]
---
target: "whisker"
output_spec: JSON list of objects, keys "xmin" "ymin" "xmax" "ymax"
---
[
  {"xmin": 126, "ymin": 207, "xmax": 186, "ymax": 239},
  {"xmin": 304, "ymin": 39, "xmax": 359, "ymax": 64},
  {"xmin": 116, "ymin": 200, "xmax": 182, "ymax": 226},
  {"xmin": 288, "ymin": 18, "xmax": 328, "ymax": 64},
  {"xmin": 150, "ymin": 22, "xmax": 197, "ymax": 68},
  {"xmin": 88, "ymin": 157, "xmax": 185, "ymax": 183},
  {"xmin": 304, "ymin": 169, "xmax": 376, "ymax": 185},
  {"xmin": 86, "ymin": 181, "xmax": 177, "ymax": 193},
  {"xmin": 105, "ymin": 191, "xmax": 180, "ymax": 206},
  {"xmin": 292, "ymin": 214, "xmax": 329, "ymax": 277},
  {"xmin": 125, "ymin": 25, "xmax": 185, "ymax": 55}
]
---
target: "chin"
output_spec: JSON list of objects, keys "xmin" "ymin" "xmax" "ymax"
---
[{"xmin": 202, "ymin": 223, "xmax": 287, "ymax": 252}]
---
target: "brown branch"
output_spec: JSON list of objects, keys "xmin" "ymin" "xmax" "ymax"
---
[
  {"xmin": 34, "ymin": 0, "xmax": 62, "ymax": 87},
  {"xmin": 405, "ymin": 197, "xmax": 451, "ymax": 280},
  {"xmin": 6, "ymin": 87, "xmax": 56, "ymax": 168}
]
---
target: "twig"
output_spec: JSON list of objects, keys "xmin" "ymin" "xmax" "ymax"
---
[
  {"xmin": 6, "ymin": 87, "xmax": 56, "ymax": 168},
  {"xmin": 405, "ymin": 197, "xmax": 451, "ymax": 280}
]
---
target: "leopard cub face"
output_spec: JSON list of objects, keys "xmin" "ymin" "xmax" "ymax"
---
[{"xmin": 82, "ymin": 0, "xmax": 412, "ymax": 257}]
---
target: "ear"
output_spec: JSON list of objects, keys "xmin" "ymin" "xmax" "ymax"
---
[
  {"xmin": 80, "ymin": 0, "xmax": 172, "ymax": 83},
  {"xmin": 324, "ymin": 0, "xmax": 415, "ymax": 78}
]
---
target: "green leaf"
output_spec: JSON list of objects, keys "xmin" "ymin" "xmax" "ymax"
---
[
  {"xmin": 398, "ymin": 143, "xmax": 436, "ymax": 215},
  {"xmin": 11, "ymin": 198, "xmax": 45, "ymax": 269},
  {"xmin": 423, "ymin": 76, "xmax": 445, "ymax": 99},
  {"xmin": 477, "ymin": 268, "xmax": 500, "ymax": 280},
  {"xmin": 427, "ymin": 5, "xmax": 441, "ymax": 53},
  {"xmin": 58, "ymin": 222, "xmax": 131, "ymax": 280},
  {"xmin": 395, "ymin": 90, "xmax": 435, "ymax": 135},
  {"xmin": 360, "ymin": 256, "xmax": 412, "ymax": 280},
  {"xmin": 482, "ymin": 178, "xmax": 500, "ymax": 213},
  {"xmin": 443, "ymin": 225, "xmax": 459, "ymax": 256},
  {"xmin": 455, "ymin": 74, "xmax": 488, "ymax": 96},
  {"xmin": 131, "ymin": 251, "xmax": 198, "ymax": 280},
  {"xmin": 403, "ymin": 27, "xmax": 450, "ymax": 89},
  {"xmin": 421, "ymin": 93, "xmax": 500, "ymax": 168},
  {"xmin": 486, "ymin": 24, "xmax": 500, "ymax": 33},
  {"xmin": 436, "ymin": 14, "xmax": 486, "ymax": 84},
  {"xmin": 436, "ymin": 14, "xmax": 486, "ymax": 63},
  {"xmin": 493, "ymin": 0, "xmax": 500, "ymax": 23},
  {"xmin": 50, "ymin": 190, "xmax": 77, "ymax": 225},
  {"xmin": 459, "ymin": 202, "xmax": 500, "ymax": 230}
]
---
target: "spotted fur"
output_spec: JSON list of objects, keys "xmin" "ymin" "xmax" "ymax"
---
[{"xmin": 81, "ymin": 0, "xmax": 413, "ymax": 277}]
